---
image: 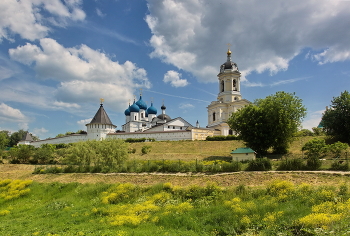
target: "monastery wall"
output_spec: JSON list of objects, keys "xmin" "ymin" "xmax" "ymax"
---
[
  {"xmin": 30, "ymin": 134, "xmax": 89, "ymax": 148},
  {"xmin": 107, "ymin": 130, "xmax": 193, "ymax": 141}
]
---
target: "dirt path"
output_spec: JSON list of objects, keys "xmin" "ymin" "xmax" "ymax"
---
[{"xmin": 1, "ymin": 164, "xmax": 350, "ymax": 187}]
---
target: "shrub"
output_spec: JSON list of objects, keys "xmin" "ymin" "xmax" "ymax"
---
[
  {"xmin": 205, "ymin": 135, "xmax": 239, "ymax": 141},
  {"xmin": 305, "ymin": 157, "xmax": 322, "ymax": 170},
  {"xmin": 141, "ymin": 145, "xmax": 152, "ymax": 155},
  {"xmin": 125, "ymin": 138, "xmax": 146, "ymax": 143},
  {"xmin": 246, "ymin": 158, "xmax": 272, "ymax": 171},
  {"xmin": 330, "ymin": 161, "xmax": 349, "ymax": 171},
  {"xmin": 277, "ymin": 157, "xmax": 305, "ymax": 170}
]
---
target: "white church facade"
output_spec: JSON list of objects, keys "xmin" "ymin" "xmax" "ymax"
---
[{"xmin": 20, "ymin": 49, "xmax": 249, "ymax": 147}]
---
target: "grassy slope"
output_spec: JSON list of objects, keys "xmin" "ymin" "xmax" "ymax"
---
[{"xmin": 128, "ymin": 136, "xmax": 315, "ymax": 160}]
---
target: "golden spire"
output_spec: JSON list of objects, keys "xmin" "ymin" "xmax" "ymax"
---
[
  {"xmin": 227, "ymin": 43, "xmax": 232, "ymax": 55},
  {"xmin": 100, "ymin": 98, "xmax": 104, "ymax": 104}
]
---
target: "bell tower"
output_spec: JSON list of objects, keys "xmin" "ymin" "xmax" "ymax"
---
[
  {"xmin": 206, "ymin": 46, "xmax": 250, "ymax": 135},
  {"xmin": 217, "ymin": 46, "xmax": 242, "ymax": 103}
]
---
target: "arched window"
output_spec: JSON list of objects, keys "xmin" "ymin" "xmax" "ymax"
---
[
  {"xmin": 213, "ymin": 112, "xmax": 216, "ymax": 121},
  {"xmin": 141, "ymin": 113, "xmax": 144, "ymax": 118},
  {"xmin": 221, "ymin": 81, "xmax": 224, "ymax": 92},
  {"xmin": 233, "ymin": 79, "xmax": 236, "ymax": 91}
]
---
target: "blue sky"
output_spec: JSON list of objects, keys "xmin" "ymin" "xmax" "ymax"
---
[{"xmin": 0, "ymin": 0, "xmax": 350, "ymax": 139}]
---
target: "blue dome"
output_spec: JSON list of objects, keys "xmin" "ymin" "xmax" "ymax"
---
[
  {"xmin": 147, "ymin": 102, "xmax": 157, "ymax": 115},
  {"xmin": 129, "ymin": 102, "xmax": 140, "ymax": 112},
  {"xmin": 124, "ymin": 105, "xmax": 131, "ymax": 116},
  {"xmin": 136, "ymin": 96, "xmax": 147, "ymax": 110}
]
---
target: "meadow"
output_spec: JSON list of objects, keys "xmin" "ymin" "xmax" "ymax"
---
[
  {"xmin": 1, "ymin": 137, "xmax": 350, "ymax": 235},
  {"xmin": 1, "ymin": 178, "xmax": 350, "ymax": 235}
]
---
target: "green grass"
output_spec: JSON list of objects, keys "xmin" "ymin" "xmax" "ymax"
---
[{"xmin": 1, "ymin": 179, "xmax": 350, "ymax": 235}]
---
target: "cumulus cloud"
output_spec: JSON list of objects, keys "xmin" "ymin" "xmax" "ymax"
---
[
  {"xmin": 0, "ymin": 0, "xmax": 85, "ymax": 41},
  {"xmin": 146, "ymin": 0, "xmax": 350, "ymax": 83},
  {"xmin": 9, "ymin": 38, "xmax": 151, "ymax": 112},
  {"xmin": 32, "ymin": 127, "xmax": 48, "ymax": 138},
  {"xmin": 163, "ymin": 70, "xmax": 189, "ymax": 87},
  {"xmin": 0, "ymin": 103, "xmax": 27, "ymax": 123}
]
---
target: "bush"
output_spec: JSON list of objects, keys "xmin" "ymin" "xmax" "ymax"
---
[
  {"xmin": 305, "ymin": 157, "xmax": 322, "ymax": 170},
  {"xmin": 205, "ymin": 135, "xmax": 239, "ymax": 141},
  {"xmin": 277, "ymin": 157, "xmax": 305, "ymax": 170},
  {"xmin": 330, "ymin": 161, "xmax": 349, "ymax": 171},
  {"xmin": 246, "ymin": 158, "xmax": 272, "ymax": 171},
  {"xmin": 141, "ymin": 145, "xmax": 152, "ymax": 155}
]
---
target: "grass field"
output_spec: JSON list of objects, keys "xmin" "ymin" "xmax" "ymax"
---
[
  {"xmin": 1, "ymin": 178, "xmax": 350, "ymax": 235},
  {"xmin": 2, "ymin": 137, "xmax": 350, "ymax": 235}
]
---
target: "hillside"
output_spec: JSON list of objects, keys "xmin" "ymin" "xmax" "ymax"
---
[{"xmin": 127, "ymin": 136, "xmax": 315, "ymax": 160}]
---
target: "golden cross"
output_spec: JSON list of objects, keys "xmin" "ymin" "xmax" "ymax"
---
[
  {"xmin": 227, "ymin": 43, "xmax": 231, "ymax": 50},
  {"xmin": 100, "ymin": 98, "xmax": 104, "ymax": 104},
  {"xmin": 139, "ymin": 88, "xmax": 143, "ymax": 96}
]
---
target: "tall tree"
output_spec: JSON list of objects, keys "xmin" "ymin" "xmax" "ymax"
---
[
  {"xmin": 322, "ymin": 91, "xmax": 350, "ymax": 143},
  {"xmin": 0, "ymin": 131, "xmax": 10, "ymax": 150},
  {"xmin": 228, "ymin": 91, "xmax": 306, "ymax": 155},
  {"xmin": 8, "ymin": 130, "xmax": 27, "ymax": 147}
]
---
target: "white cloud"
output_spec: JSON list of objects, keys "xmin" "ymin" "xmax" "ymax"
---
[
  {"xmin": 302, "ymin": 110, "xmax": 324, "ymax": 130},
  {"xmin": 0, "ymin": 0, "xmax": 85, "ymax": 41},
  {"xmin": 146, "ymin": 0, "xmax": 350, "ymax": 83},
  {"xmin": 32, "ymin": 127, "xmax": 48, "ymax": 138},
  {"xmin": 163, "ymin": 70, "xmax": 189, "ymax": 87},
  {"xmin": 8, "ymin": 38, "xmax": 151, "ymax": 112},
  {"xmin": 77, "ymin": 118, "xmax": 91, "ymax": 130},
  {"xmin": 179, "ymin": 103, "xmax": 194, "ymax": 110},
  {"xmin": 0, "ymin": 103, "xmax": 27, "ymax": 122},
  {"xmin": 96, "ymin": 8, "xmax": 106, "ymax": 18}
]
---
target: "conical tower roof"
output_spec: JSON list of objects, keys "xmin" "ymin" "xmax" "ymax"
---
[
  {"xmin": 88, "ymin": 103, "xmax": 115, "ymax": 126},
  {"xmin": 21, "ymin": 131, "xmax": 34, "ymax": 141}
]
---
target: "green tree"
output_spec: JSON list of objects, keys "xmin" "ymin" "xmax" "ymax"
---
[
  {"xmin": 8, "ymin": 130, "xmax": 27, "ymax": 147},
  {"xmin": 228, "ymin": 91, "xmax": 306, "ymax": 155},
  {"xmin": 312, "ymin": 127, "xmax": 324, "ymax": 136},
  {"xmin": 8, "ymin": 144, "xmax": 35, "ymax": 163},
  {"xmin": 327, "ymin": 141, "xmax": 349, "ymax": 158},
  {"xmin": 61, "ymin": 139, "xmax": 129, "ymax": 168},
  {"xmin": 301, "ymin": 138, "xmax": 327, "ymax": 158},
  {"xmin": 33, "ymin": 144, "xmax": 55, "ymax": 164},
  {"xmin": 0, "ymin": 131, "xmax": 10, "ymax": 150},
  {"xmin": 322, "ymin": 91, "xmax": 350, "ymax": 143}
]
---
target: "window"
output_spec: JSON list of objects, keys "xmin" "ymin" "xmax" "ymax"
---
[
  {"xmin": 213, "ymin": 112, "xmax": 216, "ymax": 121},
  {"xmin": 135, "ymin": 116, "xmax": 137, "ymax": 120},
  {"xmin": 141, "ymin": 113, "xmax": 144, "ymax": 118},
  {"xmin": 173, "ymin": 126, "xmax": 175, "ymax": 129},
  {"xmin": 221, "ymin": 81, "xmax": 224, "ymax": 92},
  {"xmin": 168, "ymin": 126, "xmax": 170, "ymax": 128},
  {"xmin": 180, "ymin": 127, "xmax": 182, "ymax": 130}
]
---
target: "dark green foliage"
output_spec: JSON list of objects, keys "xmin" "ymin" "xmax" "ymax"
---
[
  {"xmin": 302, "ymin": 138, "xmax": 327, "ymax": 158},
  {"xmin": 0, "ymin": 130, "xmax": 10, "ymax": 149},
  {"xmin": 125, "ymin": 138, "xmax": 155, "ymax": 143},
  {"xmin": 8, "ymin": 144, "xmax": 35, "ymax": 163},
  {"xmin": 246, "ymin": 158, "xmax": 272, "ymax": 171},
  {"xmin": 228, "ymin": 91, "xmax": 307, "ymax": 155},
  {"xmin": 305, "ymin": 157, "xmax": 322, "ymax": 170},
  {"xmin": 322, "ymin": 90, "xmax": 350, "ymax": 143},
  {"xmin": 277, "ymin": 158, "xmax": 305, "ymax": 170},
  {"xmin": 141, "ymin": 145, "xmax": 152, "ymax": 154},
  {"xmin": 205, "ymin": 135, "xmax": 239, "ymax": 141},
  {"xmin": 8, "ymin": 129, "xmax": 27, "ymax": 147},
  {"xmin": 330, "ymin": 161, "xmax": 349, "ymax": 171}
]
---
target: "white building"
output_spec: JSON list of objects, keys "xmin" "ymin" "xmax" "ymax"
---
[
  {"xmin": 23, "ymin": 49, "xmax": 249, "ymax": 147},
  {"xmin": 207, "ymin": 49, "xmax": 250, "ymax": 135}
]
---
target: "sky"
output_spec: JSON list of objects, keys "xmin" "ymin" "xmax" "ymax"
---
[{"xmin": 0, "ymin": 0, "xmax": 350, "ymax": 139}]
